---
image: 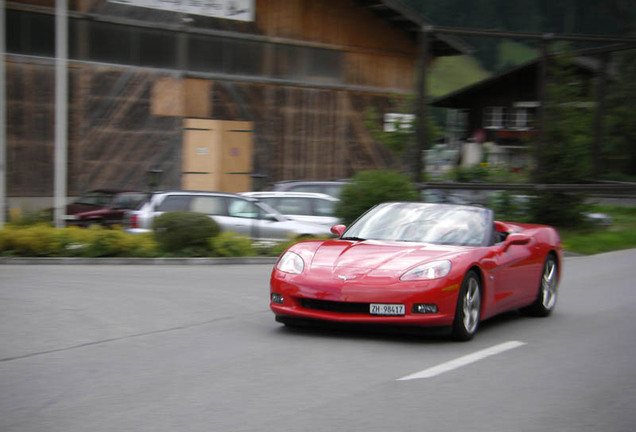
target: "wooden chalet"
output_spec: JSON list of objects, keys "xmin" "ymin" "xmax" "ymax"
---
[
  {"xmin": 431, "ymin": 55, "xmax": 603, "ymax": 168},
  {"xmin": 5, "ymin": 0, "xmax": 469, "ymax": 210}
]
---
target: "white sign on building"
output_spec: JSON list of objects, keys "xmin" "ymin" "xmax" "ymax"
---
[
  {"xmin": 108, "ymin": 0, "xmax": 255, "ymax": 22},
  {"xmin": 384, "ymin": 113, "xmax": 415, "ymax": 133}
]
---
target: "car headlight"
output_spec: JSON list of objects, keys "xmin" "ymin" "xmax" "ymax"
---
[
  {"xmin": 276, "ymin": 251, "xmax": 304, "ymax": 274},
  {"xmin": 400, "ymin": 260, "xmax": 451, "ymax": 281}
]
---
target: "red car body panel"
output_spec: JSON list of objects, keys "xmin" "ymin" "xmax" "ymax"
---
[{"xmin": 270, "ymin": 219, "xmax": 562, "ymax": 330}]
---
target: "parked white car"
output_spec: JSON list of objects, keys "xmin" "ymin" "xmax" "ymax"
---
[
  {"xmin": 124, "ymin": 191, "xmax": 333, "ymax": 243},
  {"xmin": 241, "ymin": 191, "xmax": 341, "ymax": 227}
]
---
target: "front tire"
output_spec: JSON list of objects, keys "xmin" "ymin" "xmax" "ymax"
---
[
  {"xmin": 522, "ymin": 255, "xmax": 558, "ymax": 317},
  {"xmin": 452, "ymin": 270, "xmax": 481, "ymax": 341}
]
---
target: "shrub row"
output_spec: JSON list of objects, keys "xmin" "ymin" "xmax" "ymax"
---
[
  {"xmin": 0, "ymin": 219, "xmax": 321, "ymax": 259},
  {"xmin": 0, "ymin": 224, "xmax": 160, "ymax": 258}
]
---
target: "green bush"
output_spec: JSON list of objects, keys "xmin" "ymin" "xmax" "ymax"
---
[
  {"xmin": 488, "ymin": 191, "xmax": 532, "ymax": 223},
  {"xmin": 211, "ymin": 231, "xmax": 255, "ymax": 257},
  {"xmin": 447, "ymin": 165, "xmax": 489, "ymax": 182},
  {"xmin": 153, "ymin": 211, "xmax": 220, "ymax": 254},
  {"xmin": 9, "ymin": 209, "xmax": 53, "ymax": 227},
  {"xmin": 527, "ymin": 192, "xmax": 590, "ymax": 229},
  {"xmin": 336, "ymin": 170, "xmax": 418, "ymax": 225}
]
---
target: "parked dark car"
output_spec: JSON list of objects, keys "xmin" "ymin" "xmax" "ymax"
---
[{"xmin": 64, "ymin": 189, "xmax": 149, "ymax": 227}]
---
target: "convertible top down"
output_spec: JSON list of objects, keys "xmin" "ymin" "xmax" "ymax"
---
[{"xmin": 270, "ymin": 202, "xmax": 562, "ymax": 340}]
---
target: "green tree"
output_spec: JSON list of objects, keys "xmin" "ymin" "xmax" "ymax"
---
[
  {"xmin": 530, "ymin": 53, "xmax": 593, "ymax": 227},
  {"xmin": 604, "ymin": 50, "xmax": 636, "ymax": 178},
  {"xmin": 335, "ymin": 170, "xmax": 418, "ymax": 225}
]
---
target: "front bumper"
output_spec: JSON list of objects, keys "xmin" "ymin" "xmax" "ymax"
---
[{"xmin": 270, "ymin": 270, "xmax": 461, "ymax": 328}]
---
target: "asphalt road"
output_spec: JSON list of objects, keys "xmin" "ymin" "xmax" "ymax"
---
[{"xmin": 1, "ymin": 249, "xmax": 635, "ymax": 432}]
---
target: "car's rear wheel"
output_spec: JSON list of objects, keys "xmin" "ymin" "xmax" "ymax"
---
[
  {"xmin": 452, "ymin": 270, "xmax": 481, "ymax": 341},
  {"xmin": 522, "ymin": 254, "xmax": 558, "ymax": 317}
]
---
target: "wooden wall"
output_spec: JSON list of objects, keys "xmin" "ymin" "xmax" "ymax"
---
[
  {"xmin": 257, "ymin": 0, "xmax": 417, "ymax": 91},
  {"xmin": 256, "ymin": 0, "xmax": 416, "ymax": 55},
  {"xmin": 6, "ymin": 59, "xmax": 402, "ymax": 196},
  {"xmin": 5, "ymin": 59, "xmax": 56, "ymax": 197},
  {"xmin": 6, "ymin": 0, "xmax": 418, "ymax": 197}
]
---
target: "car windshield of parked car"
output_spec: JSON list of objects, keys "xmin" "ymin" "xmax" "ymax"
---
[
  {"xmin": 342, "ymin": 203, "xmax": 489, "ymax": 246},
  {"xmin": 111, "ymin": 192, "xmax": 148, "ymax": 209},
  {"xmin": 74, "ymin": 191, "xmax": 114, "ymax": 207}
]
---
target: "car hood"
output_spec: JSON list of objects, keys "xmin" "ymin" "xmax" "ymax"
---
[{"xmin": 302, "ymin": 239, "xmax": 466, "ymax": 277}]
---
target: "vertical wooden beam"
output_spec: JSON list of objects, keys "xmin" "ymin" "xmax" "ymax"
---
[
  {"xmin": 413, "ymin": 25, "xmax": 431, "ymax": 183},
  {"xmin": 592, "ymin": 52, "xmax": 609, "ymax": 179},
  {"xmin": 534, "ymin": 35, "xmax": 551, "ymax": 184}
]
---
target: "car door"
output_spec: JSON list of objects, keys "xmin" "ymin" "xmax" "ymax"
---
[
  {"xmin": 491, "ymin": 237, "xmax": 542, "ymax": 312},
  {"xmin": 187, "ymin": 195, "xmax": 250, "ymax": 236},
  {"xmin": 248, "ymin": 200, "xmax": 301, "ymax": 242}
]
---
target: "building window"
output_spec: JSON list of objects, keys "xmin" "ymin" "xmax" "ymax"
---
[
  {"xmin": 484, "ymin": 107, "xmax": 504, "ymax": 129},
  {"xmin": 507, "ymin": 108, "xmax": 534, "ymax": 130}
]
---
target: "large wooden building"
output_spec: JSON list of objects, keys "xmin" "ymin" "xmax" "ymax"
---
[{"xmin": 4, "ymin": 0, "xmax": 468, "ymax": 211}]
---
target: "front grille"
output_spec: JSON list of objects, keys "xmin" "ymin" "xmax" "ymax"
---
[{"xmin": 300, "ymin": 298, "xmax": 369, "ymax": 314}]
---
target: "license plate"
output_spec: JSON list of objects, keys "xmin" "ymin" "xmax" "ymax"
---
[{"xmin": 370, "ymin": 303, "xmax": 405, "ymax": 316}]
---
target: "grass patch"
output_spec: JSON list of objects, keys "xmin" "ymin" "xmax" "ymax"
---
[
  {"xmin": 496, "ymin": 40, "xmax": 537, "ymax": 70},
  {"xmin": 560, "ymin": 206, "xmax": 636, "ymax": 255},
  {"xmin": 428, "ymin": 55, "xmax": 491, "ymax": 98}
]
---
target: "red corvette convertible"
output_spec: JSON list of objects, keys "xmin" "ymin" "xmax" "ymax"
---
[{"xmin": 270, "ymin": 202, "xmax": 562, "ymax": 341}]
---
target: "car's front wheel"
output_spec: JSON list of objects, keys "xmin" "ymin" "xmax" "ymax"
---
[
  {"xmin": 452, "ymin": 270, "xmax": 481, "ymax": 341},
  {"xmin": 522, "ymin": 254, "xmax": 558, "ymax": 317}
]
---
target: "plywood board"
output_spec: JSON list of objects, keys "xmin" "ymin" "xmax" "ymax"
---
[
  {"xmin": 184, "ymin": 79, "xmax": 212, "ymax": 118},
  {"xmin": 220, "ymin": 121, "xmax": 254, "ymax": 192},
  {"xmin": 151, "ymin": 77, "xmax": 185, "ymax": 117},
  {"xmin": 182, "ymin": 119, "xmax": 253, "ymax": 192},
  {"xmin": 182, "ymin": 119, "xmax": 220, "ymax": 191}
]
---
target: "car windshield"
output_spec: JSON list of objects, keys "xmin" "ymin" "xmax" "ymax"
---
[
  {"xmin": 111, "ymin": 192, "xmax": 148, "ymax": 209},
  {"xmin": 74, "ymin": 191, "xmax": 114, "ymax": 207},
  {"xmin": 342, "ymin": 202, "xmax": 491, "ymax": 246}
]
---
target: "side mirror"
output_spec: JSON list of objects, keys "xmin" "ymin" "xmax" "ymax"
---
[
  {"xmin": 331, "ymin": 224, "xmax": 346, "ymax": 237},
  {"xmin": 503, "ymin": 233, "xmax": 531, "ymax": 251}
]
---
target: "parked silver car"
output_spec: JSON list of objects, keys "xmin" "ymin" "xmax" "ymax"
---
[
  {"xmin": 124, "ymin": 191, "xmax": 333, "ymax": 242},
  {"xmin": 241, "ymin": 191, "xmax": 341, "ymax": 227}
]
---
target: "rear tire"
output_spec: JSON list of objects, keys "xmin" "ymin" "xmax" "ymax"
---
[
  {"xmin": 522, "ymin": 255, "xmax": 558, "ymax": 317},
  {"xmin": 451, "ymin": 270, "xmax": 481, "ymax": 341}
]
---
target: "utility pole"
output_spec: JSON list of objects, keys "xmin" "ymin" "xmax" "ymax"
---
[
  {"xmin": 1, "ymin": 0, "xmax": 6, "ymax": 228},
  {"xmin": 54, "ymin": 0, "xmax": 68, "ymax": 228}
]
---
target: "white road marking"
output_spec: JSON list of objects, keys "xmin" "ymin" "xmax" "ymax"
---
[{"xmin": 397, "ymin": 340, "xmax": 527, "ymax": 381}]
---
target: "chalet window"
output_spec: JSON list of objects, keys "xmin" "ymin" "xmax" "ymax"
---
[
  {"xmin": 484, "ymin": 107, "xmax": 504, "ymax": 129},
  {"xmin": 138, "ymin": 28, "xmax": 178, "ymax": 69},
  {"xmin": 88, "ymin": 22, "xmax": 134, "ymax": 64},
  {"xmin": 273, "ymin": 45, "xmax": 304, "ymax": 80},
  {"xmin": 304, "ymin": 47, "xmax": 341, "ymax": 82},
  {"xmin": 188, "ymin": 35, "xmax": 225, "ymax": 73},
  {"xmin": 506, "ymin": 108, "xmax": 534, "ymax": 130},
  {"xmin": 7, "ymin": 9, "xmax": 342, "ymax": 85},
  {"xmin": 6, "ymin": 10, "xmax": 55, "ymax": 57},
  {"xmin": 273, "ymin": 45, "xmax": 341, "ymax": 83},
  {"xmin": 225, "ymin": 39, "xmax": 264, "ymax": 76}
]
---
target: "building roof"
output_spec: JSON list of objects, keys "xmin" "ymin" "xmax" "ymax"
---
[
  {"xmin": 431, "ymin": 54, "xmax": 605, "ymax": 108},
  {"xmin": 356, "ymin": 0, "xmax": 472, "ymax": 56}
]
